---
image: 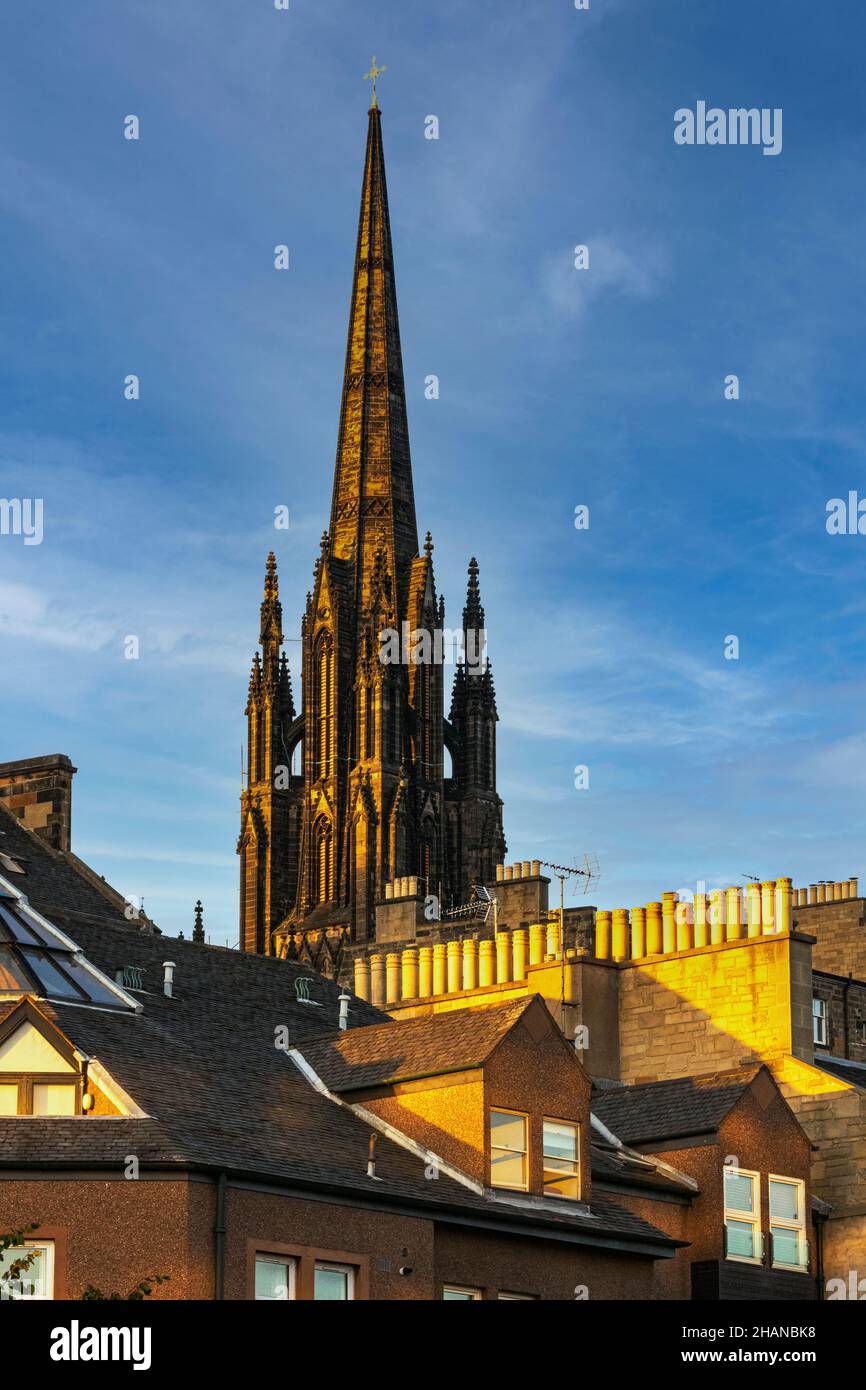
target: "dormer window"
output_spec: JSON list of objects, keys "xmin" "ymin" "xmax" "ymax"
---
[
  {"xmin": 0, "ymin": 1018, "xmax": 80, "ymax": 1115},
  {"xmin": 489, "ymin": 1109, "xmax": 528, "ymax": 1190}
]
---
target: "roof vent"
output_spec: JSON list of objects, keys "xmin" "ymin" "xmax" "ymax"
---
[
  {"xmin": 162, "ymin": 961, "xmax": 176, "ymax": 998},
  {"xmin": 116, "ymin": 965, "xmax": 146, "ymax": 991},
  {"xmin": 338, "ymin": 992, "xmax": 351, "ymax": 1030},
  {"xmin": 294, "ymin": 977, "xmax": 322, "ymax": 1007}
]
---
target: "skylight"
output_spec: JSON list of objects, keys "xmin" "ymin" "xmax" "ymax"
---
[{"xmin": 0, "ymin": 889, "xmax": 137, "ymax": 1012}]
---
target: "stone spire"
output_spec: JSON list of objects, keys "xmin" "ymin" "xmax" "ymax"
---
[
  {"xmin": 462, "ymin": 556, "xmax": 486, "ymax": 637},
  {"xmin": 193, "ymin": 900, "xmax": 205, "ymax": 944},
  {"xmin": 259, "ymin": 552, "xmax": 284, "ymax": 663},
  {"xmin": 328, "ymin": 105, "xmax": 418, "ymax": 614},
  {"xmin": 451, "ymin": 557, "xmax": 495, "ymax": 720}
]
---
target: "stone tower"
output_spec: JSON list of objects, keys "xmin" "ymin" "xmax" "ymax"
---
[
  {"xmin": 238, "ymin": 104, "xmax": 505, "ymax": 956},
  {"xmin": 238, "ymin": 554, "xmax": 297, "ymax": 954}
]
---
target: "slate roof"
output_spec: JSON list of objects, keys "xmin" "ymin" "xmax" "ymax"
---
[
  {"xmin": 591, "ymin": 1067, "xmax": 762, "ymax": 1146},
  {"xmin": 298, "ymin": 997, "xmax": 537, "ymax": 1092},
  {"xmin": 590, "ymin": 1142, "xmax": 696, "ymax": 1197},
  {"xmin": 0, "ymin": 915, "xmax": 679, "ymax": 1255},
  {"xmin": 0, "ymin": 802, "xmax": 142, "ymax": 933}
]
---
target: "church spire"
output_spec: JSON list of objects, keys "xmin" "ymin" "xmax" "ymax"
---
[
  {"xmin": 238, "ymin": 93, "xmax": 505, "ymax": 953},
  {"xmin": 328, "ymin": 105, "xmax": 418, "ymax": 612}
]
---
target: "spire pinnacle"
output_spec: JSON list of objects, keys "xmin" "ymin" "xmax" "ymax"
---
[
  {"xmin": 259, "ymin": 552, "xmax": 283, "ymax": 649},
  {"xmin": 363, "ymin": 55, "xmax": 387, "ymax": 109},
  {"xmin": 463, "ymin": 556, "xmax": 485, "ymax": 633},
  {"xmin": 264, "ymin": 550, "xmax": 278, "ymax": 597},
  {"xmin": 193, "ymin": 900, "xmax": 205, "ymax": 944}
]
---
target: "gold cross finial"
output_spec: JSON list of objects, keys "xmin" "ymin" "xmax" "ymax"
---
[{"xmin": 364, "ymin": 56, "xmax": 386, "ymax": 109}]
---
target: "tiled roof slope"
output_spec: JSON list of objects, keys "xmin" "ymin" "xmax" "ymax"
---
[
  {"xmin": 590, "ymin": 1142, "xmax": 696, "ymax": 1197},
  {"xmin": 591, "ymin": 1067, "xmax": 761, "ymax": 1146},
  {"xmin": 0, "ymin": 802, "xmax": 138, "ymax": 931},
  {"xmin": 0, "ymin": 919, "xmax": 678, "ymax": 1254},
  {"xmin": 298, "ymin": 997, "xmax": 537, "ymax": 1092}
]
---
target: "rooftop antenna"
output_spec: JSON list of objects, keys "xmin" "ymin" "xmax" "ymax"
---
[
  {"xmin": 536, "ymin": 856, "xmax": 601, "ymax": 1026},
  {"xmin": 442, "ymin": 882, "xmax": 499, "ymax": 934}
]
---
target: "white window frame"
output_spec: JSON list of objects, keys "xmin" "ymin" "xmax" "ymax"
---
[
  {"xmin": 812, "ymin": 996, "xmax": 828, "ymax": 1046},
  {"xmin": 0, "ymin": 1239, "xmax": 54, "ymax": 1300},
  {"xmin": 489, "ymin": 1107, "xmax": 528, "ymax": 1192},
  {"xmin": 254, "ymin": 1252, "xmax": 296, "ymax": 1301},
  {"xmin": 313, "ymin": 1261, "xmax": 355, "ymax": 1301},
  {"xmin": 542, "ymin": 1116, "xmax": 580, "ymax": 1200},
  {"xmin": 768, "ymin": 1175, "xmax": 808, "ymax": 1271},
  {"xmin": 442, "ymin": 1285, "xmax": 482, "ymax": 1300},
  {"xmin": 723, "ymin": 1167, "xmax": 762, "ymax": 1265}
]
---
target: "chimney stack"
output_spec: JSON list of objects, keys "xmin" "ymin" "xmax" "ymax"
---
[
  {"xmin": 162, "ymin": 961, "xmax": 176, "ymax": 998},
  {"xmin": 0, "ymin": 754, "xmax": 77, "ymax": 852}
]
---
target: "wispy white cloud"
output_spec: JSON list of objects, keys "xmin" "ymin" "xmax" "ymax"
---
[{"xmin": 540, "ymin": 235, "xmax": 667, "ymax": 322}]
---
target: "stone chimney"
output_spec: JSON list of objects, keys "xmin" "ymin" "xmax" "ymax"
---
[{"xmin": 0, "ymin": 754, "xmax": 77, "ymax": 852}]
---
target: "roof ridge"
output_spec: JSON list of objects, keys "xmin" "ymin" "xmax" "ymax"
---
[
  {"xmin": 305, "ymin": 993, "xmax": 535, "ymax": 1045},
  {"xmin": 603, "ymin": 1064, "xmax": 760, "ymax": 1095}
]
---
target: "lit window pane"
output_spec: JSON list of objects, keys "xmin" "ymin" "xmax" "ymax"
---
[
  {"xmin": 255, "ymin": 1257, "xmax": 291, "ymax": 1300},
  {"xmin": 543, "ymin": 1121, "xmax": 576, "ymax": 1162},
  {"xmin": 490, "ymin": 1111, "xmax": 526, "ymax": 1152},
  {"xmin": 0, "ymin": 1084, "xmax": 18, "ymax": 1114},
  {"xmin": 770, "ymin": 1180, "xmax": 798, "ymax": 1221},
  {"xmin": 726, "ymin": 1219, "xmax": 756, "ymax": 1259},
  {"xmin": 771, "ymin": 1226, "xmax": 803, "ymax": 1266},
  {"xmin": 32, "ymin": 1084, "xmax": 76, "ymax": 1116},
  {"xmin": 544, "ymin": 1158, "xmax": 579, "ymax": 1198},
  {"xmin": 491, "ymin": 1150, "xmax": 527, "ymax": 1187},
  {"xmin": 314, "ymin": 1266, "xmax": 350, "ymax": 1300},
  {"xmin": 724, "ymin": 1171, "xmax": 754, "ymax": 1213}
]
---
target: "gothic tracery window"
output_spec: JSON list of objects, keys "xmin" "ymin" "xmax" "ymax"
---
[
  {"xmin": 365, "ymin": 682, "xmax": 375, "ymax": 760},
  {"xmin": 315, "ymin": 633, "xmax": 334, "ymax": 779},
  {"xmin": 315, "ymin": 817, "xmax": 333, "ymax": 904}
]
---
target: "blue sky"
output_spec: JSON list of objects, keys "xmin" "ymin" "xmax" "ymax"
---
[{"xmin": 2, "ymin": 0, "xmax": 865, "ymax": 944}]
